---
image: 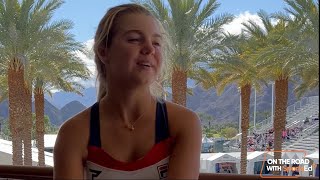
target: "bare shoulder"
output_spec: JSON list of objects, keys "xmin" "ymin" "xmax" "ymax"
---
[
  {"xmin": 56, "ymin": 107, "xmax": 91, "ymax": 141},
  {"xmin": 164, "ymin": 101, "xmax": 202, "ymax": 179},
  {"xmin": 164, "ymin": 100, "xmax": 201, "ymax": 138},
  {"xmin": 53, "ymin": 106, "xmax": 92, "ymax": 179},
  {"xmin": 55, "ymin": 107, "xmax": 91, "ymax": 152}
]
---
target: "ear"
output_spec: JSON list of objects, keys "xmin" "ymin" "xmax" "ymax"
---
[{"xmin": 97, "ymin": 45, "xmax": 109, "ymax": 65}]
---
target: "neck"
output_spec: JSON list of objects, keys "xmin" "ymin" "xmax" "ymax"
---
[{"xmin": 100, "ymin": 85, "xmax": 154, "ymax": 124}]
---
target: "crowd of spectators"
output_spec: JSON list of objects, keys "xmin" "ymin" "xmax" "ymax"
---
[
  {"xmin": 245, "ymin": 126, "xmax": 303, "ymax": 151},
  {"xmin": 222, "ymin": 112, "xmax": 319, "ymax": 152},
  {"xmin": 244, "ymin": 114, "xmax": 319, "ymax": 151}
]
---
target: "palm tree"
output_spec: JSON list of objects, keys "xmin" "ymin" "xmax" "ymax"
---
[
  {"xmin": 0, "ymin": 0, "xmax": 90, "ymax": 166},
  {"xmin": 22, "ymin": 82, "xmax": 33, "ymax": 165},
  {"xmin": 32, "ymin": 50, "xmax": 90, "ymax": 166},
  {"xmin": 250, "ymin": 2, "xmax": 318, "ymax": 173},
  {"xmin": 0, "ymin": 75, "xmax": 7, "ymax": 102},
  {"xmin": 272, "ymin": 0, "xmax": 319, "ymax": 98},
  {"xmin": 243, "ymin": 10, "xmax": 314, "ymax": 174},
  {"xmin": 0, "ymin": 0, "xmax": 27, "ymax": 165},
  {"xmin": 233, "ymin": 3, "xmax": 319, "ymax": 174},
  {"xmin": 243, "ymin": 14, "xmax": 285, "ymax": 176},
  {"xmin": 133, "ymin": 0, "xmax": 234, "ymax": 106},
  {"xmin": 194, "ymin": 33, "xmax": 265, "ymax": 174},
  {"xmin": 27, "ymin": 7, "xmax": 90, "ymax": 165},
  {"xmin": 7, "ymin": 58, "xmax": 25, "ymax": 165}
]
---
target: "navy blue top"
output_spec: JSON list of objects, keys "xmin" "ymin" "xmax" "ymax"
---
[{"xmin": 88, "ymin": 99, "xmax": 169, "ymax": 147}]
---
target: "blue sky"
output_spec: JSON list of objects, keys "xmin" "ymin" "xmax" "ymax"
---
[
  {"xmin": 51, "ymin": 0, "xmax": 289, "ymax": 89},
  {"xmin": 53, "ymin": 0, "xmax": 287, "ymax": 43}
]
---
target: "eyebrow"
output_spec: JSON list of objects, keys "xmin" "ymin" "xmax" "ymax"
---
[{"xmin": 123, "ymin": 29, "xmax": 162, "ymax": 39}]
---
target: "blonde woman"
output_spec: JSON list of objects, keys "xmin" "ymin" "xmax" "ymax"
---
[{"xmin": 54, "ymin": 3, "xmax": 201, "ymax": 179}]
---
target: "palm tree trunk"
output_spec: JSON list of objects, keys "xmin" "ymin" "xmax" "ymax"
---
[
  {"xmin": 22, "ymin": 85, "xmax": 33, "ymax": 166},
  {"xmin": 240, "ymin": 84, "xmax": 251, "ymax": 174},
  {"xmin": 34, "ymin": 87, "xmax": 45, "ymax": 166},
  {"xmin": 172, "ymin": 68, "xmax": 187, "ymax": 106},
  {"xmin": 8, "ymin": 57, "xmax": 24, "ymax": 165},
  {"xmin": 11, "ymin": 135, "xmax": 23, "ymax": 165},
  {"xmin": 273, "ymin": 77, "xmax": 288, "ymax": 175}
]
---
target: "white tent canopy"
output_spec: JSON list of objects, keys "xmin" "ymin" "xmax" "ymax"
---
[
  {"xmin": 305, "ymin": 151, "xmax": 319, "ymax": 164},
  {"xmin": 246, "ymin": 151, "xmax": 274, "ymax": 175},
  {"xmin": 207, "ymin": 153, "xmax": 240, "ymax": 173},
  {"xmin": 202, "ymin": 137, "xmax": 214, "ymax": 143},
  {"xmin": 282, "ymin": 152, "xmax": 290, "ymax": 160},
  {"xmin": 231, "ymin": 133, "xmax": 242, "ymax": 140},
  {"xmin": 200, "ymin": 150, "xmax": 319, "ymax": 176},
  {"xmin": 31, "ymin": 134, "xmax": 57, "ymax": 149},
  {"xmin": 200, "ymin": 153, "xmax": 215, "ymax": 172},
  {"xmin": 282, "ymin": 151, "xmax": 305, "ymax": 160},
  {"xmin": 202, "ymin": 137, "xmax": 214, "ymax": 153},
  {"xmin": 247, "ymin": 151, "xmax": 273, "ymax": 161},
  {"xmin": 44, "ymin": 134, "xmax": 57, "ymax": 148}
]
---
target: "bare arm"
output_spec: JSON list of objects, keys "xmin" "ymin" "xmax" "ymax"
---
[
  {"xmin": 53, "ymin": 116, "xmax": 88, "ymax": 179},
  {"xmin": 167, "ymin": 110, "xmax": 202, "ymax": 179}
]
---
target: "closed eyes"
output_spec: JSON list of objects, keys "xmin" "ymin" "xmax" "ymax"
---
[
  {"xmin": 127, "ymin": 38, "xmax": 161, "ymax": 47},
  {"xmin": 128, "ymin": 38, "xmax": 141, "ymax": 42},
  {"xmin": 153, "ymin": 42, "xmax": 161, "ymax": 47}
]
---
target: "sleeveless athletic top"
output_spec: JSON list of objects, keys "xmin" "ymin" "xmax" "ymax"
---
[{"xmin": 85, "ymin": 99, "xmax": 174, "ymax": 179}]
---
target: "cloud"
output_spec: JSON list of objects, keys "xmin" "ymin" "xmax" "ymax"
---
[
  {"xmin": 74, "ymin": 39, "xmax": 97, "ymax": 89},
  {"xmin": 75, "ymin": 12, "xmax": 277, "ymax": 90},
  {"xmin": 222, "ymin": 11, "xmax": 264, "ymax": 35}
]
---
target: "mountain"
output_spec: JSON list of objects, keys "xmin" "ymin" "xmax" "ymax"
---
[
  {"xmin": 183, "ymin": 83, "xmax": 317, "ymax": 124},
  {"xmin": 60, "ymin": 101, "xmax": 87, "ymax": 124},
  {"xmin": 0, "ymin": 100, "xmax": 8, "ymax": 120},
  {"xmin": 45, "ymin": 87, "xmax": 97, "ymax": 108},
  {"xmin": 38, "ymin": 100, "xmax": 87, "ymax": 125},
  {"xmin": 34, "ymin": 99, "xmax": 61, "ymax": 125},
  {"xmin": 0, "ymin": 99, "xmax": 87, "ymax": 126},
  {"xmin": 0, "ymin": 83, "xmax": 318, "ymax": 126}
]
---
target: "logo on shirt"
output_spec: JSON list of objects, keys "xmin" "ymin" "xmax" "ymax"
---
[
  {"xmin": 89, "ymin": 168, "xmax": 102, "ymax": 180},
  {"xmin": 157, "ymin": 163, "xmax": 169, "ymax": 179}
]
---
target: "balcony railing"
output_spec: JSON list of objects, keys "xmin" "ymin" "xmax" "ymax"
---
[{"xmin": 0, "ymin": 165, "xmax": 318, "ymax": 180}]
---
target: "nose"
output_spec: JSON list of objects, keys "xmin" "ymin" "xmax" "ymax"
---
[{"xmin": 141, "ymin": 40, "xmax": 155, "ymax": 55}]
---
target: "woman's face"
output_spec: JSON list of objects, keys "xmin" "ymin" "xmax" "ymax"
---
[{"xmin": 100, "ymin": 13, "xmax": 163, "ymax": 87}]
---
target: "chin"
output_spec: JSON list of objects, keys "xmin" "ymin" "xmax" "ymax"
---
[
  {"xmin": 124, "ymin": 71, "xmax": 156, "ymax": 85},
  {"xmin": 141, "ymin": 79, "xmax": 155, "ymax": 86},
  {"xmin": 134, "ymin": 77, "xmax": 155, "ymax": 87}
]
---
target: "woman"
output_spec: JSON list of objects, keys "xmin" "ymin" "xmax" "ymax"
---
[{"xmin": 53, "ymin": 3, "xmax": 202, "ymax": 180}]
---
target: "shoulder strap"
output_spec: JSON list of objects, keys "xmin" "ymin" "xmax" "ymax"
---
[
  {"xmin": 89, "ymin": 100, "xmax": 169, "ymax": 146},
  {"xmin": 155, "ymin": 99, "xmax": 170, "ymax": 143},
  {"xmin": 89, "ymin": 102, "xmax": 101, "ymax": 147}
]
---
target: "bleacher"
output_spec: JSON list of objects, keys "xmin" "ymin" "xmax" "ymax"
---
[
  {"xmin": 282, "ymin": 124, "xmax": 319, "ymax": 153},
  {"xmin": 254, "ymin": 96, "xmax": 319, "ymax": 134},
  {"xmin": 225, "ymin": 96, "xmax": 319, "ymax": 153}
]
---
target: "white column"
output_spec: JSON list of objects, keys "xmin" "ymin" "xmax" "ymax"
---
[
  {"xmin": 254, "ymin": 88, "xmax": 257, "ymax": 129},
  {"xmin": 239, "ymin": 89, "xmax": 242, "ymax": 133},
  {"xmin": 299, "ymin": 100, "xmax": 302, "ymax": 109},
  {"xmin": 271, "ymin": 82, "xmax": 274, "ymax": 123}
]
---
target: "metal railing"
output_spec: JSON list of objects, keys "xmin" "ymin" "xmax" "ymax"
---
[
  {"xmin": 298, "ymin": 122, "xmax": 319, "ymax": 140},
  {"xmin": 254, "ymin": 96, "xmax": 319, "ymax": 134}
]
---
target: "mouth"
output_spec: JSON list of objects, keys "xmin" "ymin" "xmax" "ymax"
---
[{"xmin": 137, "ymin": 62, "xmax": 152, "ymax": 68}]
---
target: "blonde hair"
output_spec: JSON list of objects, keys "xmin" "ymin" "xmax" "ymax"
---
[{"xmin": 93, "ymin": 3, "xmax": 170, "ymax": 101}]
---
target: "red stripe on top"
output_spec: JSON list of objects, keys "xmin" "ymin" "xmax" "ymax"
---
[{"xmin": 87, "ymin": 137, "xmax": 174, "ymax": 171}]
